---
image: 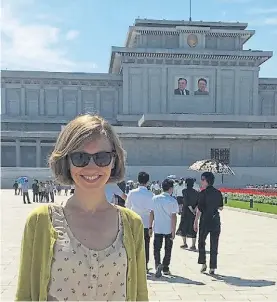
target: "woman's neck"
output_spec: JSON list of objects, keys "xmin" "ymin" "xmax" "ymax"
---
[{"xmin": 68, "ymin": 186, "xmax": 110, "ymax": 212}]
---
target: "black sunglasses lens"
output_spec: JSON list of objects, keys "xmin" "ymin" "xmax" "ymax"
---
[
  {"xmin": 93, "ymin": 152, "xmax": 113, "ymax": 167},
  {"xmin": 70, "ymin": 152, "xmax": 90, "ymax": 167}
]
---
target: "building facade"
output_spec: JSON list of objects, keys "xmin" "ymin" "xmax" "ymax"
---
[{"xmin": 1, "ymin": 19, "xmax": 277, "ymax": 188}]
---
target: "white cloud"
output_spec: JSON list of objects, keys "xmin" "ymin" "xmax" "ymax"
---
[
  {"xmin": 35, "ymin": 13, "xmax": 62, "ymax": 23},
  {"xmin": 0, "ymin": 2, "xmax": 97, "ymax": 72},
  {"xmin": 264, "ymin": 18, "xmax": 277, "ymax": 25},
  {"xmin": 248, "ymin": 7, "xmax": 277, "ymax": 15},
  {"xmin": 65, "ymin": 30, "xmax": 79, "ymax": 41}
]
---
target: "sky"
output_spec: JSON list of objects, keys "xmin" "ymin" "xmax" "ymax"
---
[{"xmin": 1, "ymin": 0, "xmax": 277, "ymax": 77}]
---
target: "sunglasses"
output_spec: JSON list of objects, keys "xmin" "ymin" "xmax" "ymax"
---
[{"xmin": 69, "ymin": 151, "xmax": 115, "ymax": 168}]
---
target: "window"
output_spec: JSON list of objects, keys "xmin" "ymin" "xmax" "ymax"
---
[
  {"xmin": 211, "ymin": 148, "xmax": 230, "ymax": 164},
  {"xmin": 1, "ymin": 139, "xmax": 15, "ymax": 143},
  {"xmin": 41, "ymin": 140, "xmax": 55, "ymax": 144}
]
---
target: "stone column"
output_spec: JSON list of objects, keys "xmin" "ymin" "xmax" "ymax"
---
[
  {"xmin": 36, "ymin": 139, "xmax": 41, "ymax": 167},
  {"xmin": 142, "ymin": 68, "xmax": 148, "ymax": 113},
  {"xmin": 16, "ymin": 139, "xmax": 20, "ymax": 167},
  {"xmin": 252, "ymin": 68, "xmax": 260, "ymax": 115},
  {"xmin": 77, "ymin": 88, "xmax": 82, "ymax": 114},
  {"xmin": 122, "ymin": 66, "xmax": 129, "ymax": 114},
  {"xmin": 234, "ymin": 69, "xmax": 240, "ymax": 115},
  {"xmin": 58, "ymin": 88, "xmax": 63, "ymax": 115},
  {"xmin": 215, "ymin": 68, "xmax": 222, "ymax": 113},
  {"xmin": 274, "ymin": 92, "xmax": 277, "ymax": 116},
  {"xmin": 235, "ymin": 36, "xmax": 240, "ymax": 50},
  {"xmin": 96, "ymin": 88, "xmax": 101, "ymax": 115},
  {"xmin": 1, "ymin": 85, "xmax": 6, "ymax": 115},
  {"xmin": 161, "ymin": 67, "xmax": 167, "ymax": 113},
  {"xmin": 39, "ymin": 88, "xmax": 45, "ymax": 115},
  {"xmin": 20, "ymin": 86, "xmax": 25, "ymax": 115},
  {"xmin": 179, "ymin": 32, "xmax": 185, "ymax": 48}
]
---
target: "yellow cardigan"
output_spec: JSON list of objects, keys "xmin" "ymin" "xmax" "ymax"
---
[{"xmin": 15, "ymin": 205, "xmax": 148, "ymax": 301}]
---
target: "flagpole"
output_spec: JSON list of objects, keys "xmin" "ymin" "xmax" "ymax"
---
[{"xmin": 189, "ymin": 0, "xmax": 192, "ymax": 21}]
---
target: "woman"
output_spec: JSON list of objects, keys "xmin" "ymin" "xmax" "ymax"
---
[
  {"xmin": 178, "ymin": 178, "xmax": 199, "ymax": 250},
  {"xmin": 174, "ymin": 178, "xmax": 186, "ymax": 213},
  {"xmin": 16, "ymin": 114, "xmax": 148, "ymax": 301},
  {"xmin": 194, "ymin": 172, "xmax": 223, "ymax": 275}
]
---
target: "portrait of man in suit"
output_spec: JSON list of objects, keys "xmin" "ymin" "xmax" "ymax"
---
[
  {"xmin": 194, "ymin": 78, "xmax": 209, "ymax": 95},
  {"xmin": 174, "ymin": 78, "xmax": 190, "ymax": 95}
]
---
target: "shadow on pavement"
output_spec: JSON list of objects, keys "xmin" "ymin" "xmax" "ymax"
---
[
  {"xmin": 210, "ymin": 274, "xmax": 276, "ymax": 287},
  {"xmin": 179, "ymin": 247, "xmax": 210, "ymax": 254},
  {"xmin": 147, "ymin": 272, "xmax": 205, "ymax": 285}
]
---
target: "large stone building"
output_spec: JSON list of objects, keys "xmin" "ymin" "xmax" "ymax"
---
[{"xmin": 1, "ymin": 19, "xmax": 277, "ymax": 188}]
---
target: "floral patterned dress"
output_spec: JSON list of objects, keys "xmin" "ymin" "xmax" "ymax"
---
[{"xmin": 47, "ymin": 205, "xmax": 127, "ymax": 301}]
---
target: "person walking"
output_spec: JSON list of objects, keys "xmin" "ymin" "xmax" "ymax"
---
[
  {"xmin": 173, "ymin": 178, "xmax": 186, "ymax": 213},
  {"xmin": 32, "ymin": 180, "xmax": 39, "ymax": 203},
  {"xmin": 194, "ymin": 172, "xmax": 223, "ymax": 275},
  {"xmin": 149, "ymin": 179, "xmax": 179, "ymax": 277},
  {"xmin": 18, "ymin": 183, "xmax": 23, "ymax": 196},
  {"xmin": 13, "ymin": 181, "xmax": 19, "ymax": 195},
  {"xmin": 22, "ymin": 179, "xmax": 31, "ymax": 204},
  {"xmin": 44, "ymin": 181, "xmax": 50, "ymax": 202},
  {"xmin": 105, "ymin": 183, "xmax": 127, "ymax": 205},
  {"xmin": 49, "ymin": 181, "xmax": 55, "ymax": 203},
  {"xmin": 178, "ymin": 178, "xmax": 199, "ymax": 250},
  {"xmin": 16, "ymin": 114, "xmax": 148, "ymax": 301},
  {"xmin": 126, "ymin": 172, "xmax": 154, "ymax": 272},
  {"xmin": 40, "ymin": 182, "xmax": 46, "ymax": 202}
]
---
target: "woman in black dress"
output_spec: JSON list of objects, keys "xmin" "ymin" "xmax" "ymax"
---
[{"xmin": 179, "ymin": 178, "xmax": 199, "ymax": 250}]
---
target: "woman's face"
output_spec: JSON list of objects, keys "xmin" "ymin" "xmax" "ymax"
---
[
  {"xmin": 69, "ymin": 136, "xmax": 115, "ymax": 191},
  {"xmin": 201, "ymin": 177, "xmax": 208, "ymax": 188}
]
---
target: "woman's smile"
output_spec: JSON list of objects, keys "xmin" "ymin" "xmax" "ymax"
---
[{"xmin": 81, "ymin": 174, "xmax": 102, "ymax": 183}]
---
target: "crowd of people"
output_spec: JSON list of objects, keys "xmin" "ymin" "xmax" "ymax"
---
[
  {"xmin": 12, "ymin": 179, "xmax": 76, "ymax": 203},
  {"xmin": 125, "ymin": 171, "xmax": 223, "ymax": 277},
  {"xmin": 15, "ymin": 113, "xmax": 224, "ymax": 301}
]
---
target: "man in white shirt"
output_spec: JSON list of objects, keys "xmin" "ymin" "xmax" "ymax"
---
[
  {"xmin": 149, "ymin": 178, "xmax": 179, "ymax": 277},
  {"xmin": 126, "ymin": 172, "xmax": 154, "ymax": 271},
  {"xmin": 105, "ymin": 183, "xmax": 127, "ymax": 204}
]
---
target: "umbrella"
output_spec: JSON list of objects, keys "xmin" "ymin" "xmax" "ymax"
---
[
  {"xmin": 167, "ymin": 175, "xmax": 177, "ymax": 180},
  {"xmin": 188, "ymin": 159, "xmax": 235, "ymax": 183},
  {"xmin": 17, "ymin": 176, "xmax": 28, "ymax": 184}
]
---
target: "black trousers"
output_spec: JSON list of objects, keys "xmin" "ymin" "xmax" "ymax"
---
[
  {"xmin": 33, "ymin": 192, "xmax": 39, "ymax": 203},
  {"xmin": 23, "ymin": 192, "xmax": 30, "ymax": 204},
  {"xmin": 39, "ymin": 192, "xmax": 43, "ymax": 202},
  {"xmin": 198, "ymin": 217, "xmax": 221, "ymax": 269},
  {"xmin": 154, "ymin": 233, "xmax": 173, "ymax": 272},
  {"xmin": 45, "ymin": 192, "xmax": 49, "ymax": 202},
  {"xmin": 144, "ymin": 228, "xmax": 150, "ymax": 266},
  {"xmin": 50, "ymin": 192, "xmax": 55, "ymax": 203}
]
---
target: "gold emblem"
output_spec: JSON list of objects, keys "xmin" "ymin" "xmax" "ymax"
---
[{"xmin": 187, "ymin": 34, "xmax": 198, "ymax": 48}]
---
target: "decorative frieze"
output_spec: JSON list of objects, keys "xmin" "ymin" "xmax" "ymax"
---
[
  {"xmin": 1, "ymin": 78, "xmax": 21, "ymax": 84},
  {"xmin": 2, "ymin": 78, "xmax": 123, "ymax": 87},
  {"xmin": 135, "ymin": 29, "xmax": 250, "ymax": 38},
  {"xmin": 259, "ymin": 84, "xmax": 277, "ymax": 90},
  {"xmin": 119, "ymin": 51, "xmax": 265, "ymax": 62},
  {"xmin": 126, "ymin": 57, "xmax": 246, "ymax": 66}
]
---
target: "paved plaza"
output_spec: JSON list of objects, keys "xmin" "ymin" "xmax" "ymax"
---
[{"xmin": 1, "ymin": 190, "xmax": 276, "ymax": 301}]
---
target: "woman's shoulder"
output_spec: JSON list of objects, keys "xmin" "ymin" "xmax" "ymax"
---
[
  {"xmin": 25, "ymin": 205, "xmax": 51, "ymax": 226},
  {"xmin": 118, "ymin": 206, "xmax": 143, "ymax": 225}
]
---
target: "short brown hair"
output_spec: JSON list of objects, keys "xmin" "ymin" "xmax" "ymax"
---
[{"xmin": 49, "ymin": 114, "xmax": 126, "ymax": 185}]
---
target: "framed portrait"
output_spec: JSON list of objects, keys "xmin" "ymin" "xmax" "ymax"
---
[
  {"xmin": 174, "ymin": 76, "xmax": 191, "ymax": 96},
  {"xmin": 194, "ymin": 77, "xmax": 209, "ymax": 96}
]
